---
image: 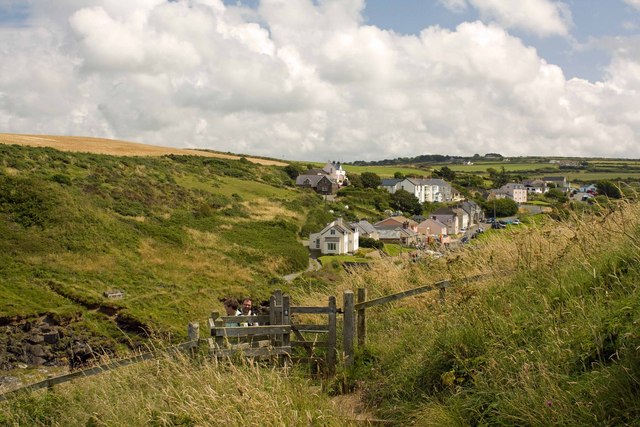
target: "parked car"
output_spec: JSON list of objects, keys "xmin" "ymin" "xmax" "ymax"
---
[
  {"xmin": 492, "ymin": 222, "xmax": 506, "ymax": 229},
  {"xmin": 512, "ymin": 219, "xmax": 521, "ymax": 225}
]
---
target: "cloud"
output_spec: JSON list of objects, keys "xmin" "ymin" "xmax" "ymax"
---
[
  {"xmin": 440, "ymin": 0, "xmax": 571, "ymax": 37},
  {"xmin": 0, "ymin": 0, "xmax": 638, "ymax": 161},
  {"xmin": 623, "ymin": 0, "xmax": 640, "ymax": 10}
]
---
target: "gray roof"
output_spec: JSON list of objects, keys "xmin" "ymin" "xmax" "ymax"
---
[
  {"xmin": 350, "ymin": 220, "xmax": 377, "ymax": 235},
  {"xmin": 296, "ymin": 174, "xmax": 335, "ymax": 186},
  {"xmin": 380, "ymin": 179, "xmax": 402, "ymax": 187}
]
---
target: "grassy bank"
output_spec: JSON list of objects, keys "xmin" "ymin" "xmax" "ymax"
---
[{"xmin": 337, "ymin": 199, "xmax": 640, "ymax": 425}]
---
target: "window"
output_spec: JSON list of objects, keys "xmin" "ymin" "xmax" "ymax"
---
[
  {"xmin": 315, "ymin": 239, "xmax": 320, "ymax": 249},
  {"xmin": 330, "ymin": 229, "xmax": 335, "ymax": 235},
  {"xmin": 327, "ymin": 243, "xmax": 337, "ymax": 251}
]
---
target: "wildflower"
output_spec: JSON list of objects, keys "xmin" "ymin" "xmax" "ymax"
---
[{"xmin": 545, "ymin": 400, "xmax": 553, "ymax": 407}]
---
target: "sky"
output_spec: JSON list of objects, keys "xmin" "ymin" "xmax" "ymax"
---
[{"xmin": 0, "ymin": 0, "xmax": 639, "ymax": 162}]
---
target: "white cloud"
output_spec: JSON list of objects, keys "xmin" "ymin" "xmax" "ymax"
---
[
  {"xmin": 623, "ymin": 0, "xmax": 640, "ymax": 10},
  {"xmin": 469, "ymin": 0, "xmax": 572, "ymax": 37},
  {"xmin": 0, "ymin": 0, "xmax": 638, "ymax": 161}
]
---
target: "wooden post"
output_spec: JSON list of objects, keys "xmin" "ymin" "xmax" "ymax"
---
[
  {"xmin": 357, "ymin": 288, "xmax": 367, "ymax": 346},
  {"xmin": 327, "ymin": 296, "xmax": 337, "ymax": 376},
  {"xmin": 343, "ymin": 290, "xmax": 355, "ymax": 366},
  {"xmin": 281, "ymin": 294, "xmax": 291, "ymax": 366},
  {"xmin": 187, "ymin": 322, "xmax": 199, "ymax": 350}
]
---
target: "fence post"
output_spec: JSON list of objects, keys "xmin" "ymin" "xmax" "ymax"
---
[
  {"xmin": 281, "ymin": 294, "xmax": 291, "ymax": 366},
  {"xmin": 343, "ymin": 290, "xmax": 355, "ymax": 367},
  {"xmin": 327, "ymin": 295, "xmax": 337, "ymax": 376},
  {"xmin": 357, "ymin": 288, "xmax": 367, "ymax": 346},
  {"xmin": 187, "ymin": 322, "xmax": 199, "ymax": 350}
]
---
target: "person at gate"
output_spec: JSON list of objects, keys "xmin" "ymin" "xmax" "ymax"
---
[
  {"xmin": 240, "ymin": 297, "xmax": 259, "ymax": 326},
  {"xmin": 223, "ymin": 297, "xmax": 241, "ymax": 327}
]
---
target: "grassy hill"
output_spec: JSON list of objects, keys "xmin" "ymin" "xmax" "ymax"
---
[
  {"xmin": 2, "ymin": 138, "xmax": 640, "ymax": 425},
  {"xmin": 0, "ymin": 143, "xmax": 318, "ymax": 357}
]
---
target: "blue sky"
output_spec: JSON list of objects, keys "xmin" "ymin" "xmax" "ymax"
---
[{"xmin": 1, "ymin": 0, "xmax": 639, "ymax": 160}]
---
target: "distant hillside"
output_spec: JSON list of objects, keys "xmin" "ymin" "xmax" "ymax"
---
[{"xmin": 0, "ymin": 133, "xmax": 287, "ymax": 166}]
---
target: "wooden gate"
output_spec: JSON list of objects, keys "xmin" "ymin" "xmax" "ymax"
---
[{"xmin": 207, "ymin": 290, "xmax": 338, "ymax": 375}]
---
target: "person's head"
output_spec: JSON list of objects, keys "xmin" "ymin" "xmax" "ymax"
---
[
  {"xmin": 224, "ymin": 297, "xmax": 239, "ymax": 316},
  {"xmin": 241, "ymin": 297, "xmax": 253, "ymax": 315}
]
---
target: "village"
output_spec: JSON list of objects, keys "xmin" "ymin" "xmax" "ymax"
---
[{"xmin": 298, "ymin": 161, "xmax": 599, "ymax": 256}]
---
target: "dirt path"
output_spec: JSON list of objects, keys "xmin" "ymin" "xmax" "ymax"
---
[{"xmin": 0, "ymin": 133, "xmax": 287, "ymax": 166}]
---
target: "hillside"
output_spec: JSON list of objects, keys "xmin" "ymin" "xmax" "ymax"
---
[
  {"xmin": 0, "ymin": 142, "xmax": 319, "ymax": 369},
  {"xmin": 0, "ymin": 133, "xmax": 287, "ymax": 166}
]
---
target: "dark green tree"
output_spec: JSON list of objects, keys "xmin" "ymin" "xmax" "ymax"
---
[
  {"xmin": 347, "ymin": 173, "xmax": 362, "ymax": 188},
  {"xmin": 361, "ymin": 172, "xmax": 382, "ymax": 189},
  {"xmin": 390, "ymin": 189, "xmax": 422, "ymax": 215},
  {"xmin": 433, "ymin": 166, "xmax": 456, "ymax": 181},
  {"xmin": 479, "ymin": 198, "xmax": 518, "ymax": 217},
  {"xmin": 596, "ymin": 180, "xmax": 622, "ymax": 199},
  {"xmin": 283, "ymin": 164, "xmax": 305, "ymax": 180},
  {"xmin": 393, "ymin": 171, "xmax": 405, "ymax": 179},
  {"xmin": 487, "ymin": 167, "xmax": 509, "ymax": 188}
]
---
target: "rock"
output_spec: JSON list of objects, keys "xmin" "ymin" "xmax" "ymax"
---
[
  {"xmin": 17, "ymin": 363, "xmax": 27, "ymax": 369},
  {"xmin": 44, "ymin": 332, "xmax": 59, "ymax": 345},
  {"xmin": 29, "ymin": 356, "xmax": 47, "ymax": 366},
  {"xmin": 29, "ymin": 344, "xmax": 46, "ymax": 358},
  {"xmin": 27, "ymin": 334, "xmax": 45, "ymax": 345}
]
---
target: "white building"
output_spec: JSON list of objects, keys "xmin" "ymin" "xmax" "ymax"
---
[{"xmin": 309, "ymin": 218, "xmax": 359, "ymax": 255}]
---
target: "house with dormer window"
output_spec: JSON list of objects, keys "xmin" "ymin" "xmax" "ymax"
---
[{"xmin": 309, "ymin": 218, "xmax": 359, "ymax": 255}]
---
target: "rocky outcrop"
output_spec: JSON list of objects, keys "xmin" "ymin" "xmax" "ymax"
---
[{"xmin": 0, "ymin": 315, "xmax": 113, "ymax": 370}]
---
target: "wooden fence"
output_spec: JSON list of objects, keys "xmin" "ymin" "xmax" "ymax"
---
[
  {"xmin": 202, "ymin": 290, "xmax": 339, "ymax": 375},
  {"xmin": 1, "ymin": 277, "xmax": 475, "ymax": 401}
]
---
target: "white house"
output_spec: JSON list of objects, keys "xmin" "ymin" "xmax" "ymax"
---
[
  {"xmin": 322, "ymin": 161, "xmax": 348, "ymax": 186},
  {"xmin": 309, "ymin": 218, "xmax": 359, "ymax": 255},
  {"xmin": 499, "ymin": 183, "xmax": 528, "ymax": 203}
]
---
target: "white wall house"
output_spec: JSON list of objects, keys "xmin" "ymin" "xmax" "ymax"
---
[
  {"xmin": 499, "ymin": 183, "xmax": 528, "ymax": 203},
  {"xmin": 309, "ymin": 218, "xmax": 359, "ymax": 255}
]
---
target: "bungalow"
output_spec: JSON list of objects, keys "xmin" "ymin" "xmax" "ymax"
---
[
  {"xmin": 309, "ymin": 217, "xmax": 359, "ymax": 255},
  {"xmin": 377, "ymin": 227, "xmax": 419, "ymax": 246}
]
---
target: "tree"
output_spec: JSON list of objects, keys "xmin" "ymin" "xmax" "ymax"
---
[
  {"xmin": 393, "ymin": 171, "xmax": 405, "ymax": 179},
  {"xmin": 390, "ymin": 189, "xmax": 422, "ymax": 215},
  {"xmin": 361, "ymin": 172, "xmax": 382, "ymax": 189},
  {"xmin": 487, "ymin": 167, "xmax": 509, "ymax": 188},
  {"xmin": 480, "ymin": 198, "xmax": 517, "ymax": 217},
  {"xmin": 596, "ymin": 180, "xmax": 622, "ymax": 199},
  {"xmin": 433, "ymin": 166, "xmax": 456, "ymax": 181},
  {"xmin": 283, "ymin": 164, "xmax": 305, "ymax": 180},
  {"xmin": 545, "ymin": 188, "xmax": 568, "ymax": 203},
  {"xmin": 347, "ymin": 173, "xmax": 363, "ymax": 188}
]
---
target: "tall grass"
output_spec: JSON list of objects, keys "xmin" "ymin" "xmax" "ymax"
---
[
  {"xmin": 0, "ymin": 352, "xmax": 354, "ymax": 426},
  {"xmin": 338, "ymin": 199, "xmax": 640, "ymax": 425}
]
